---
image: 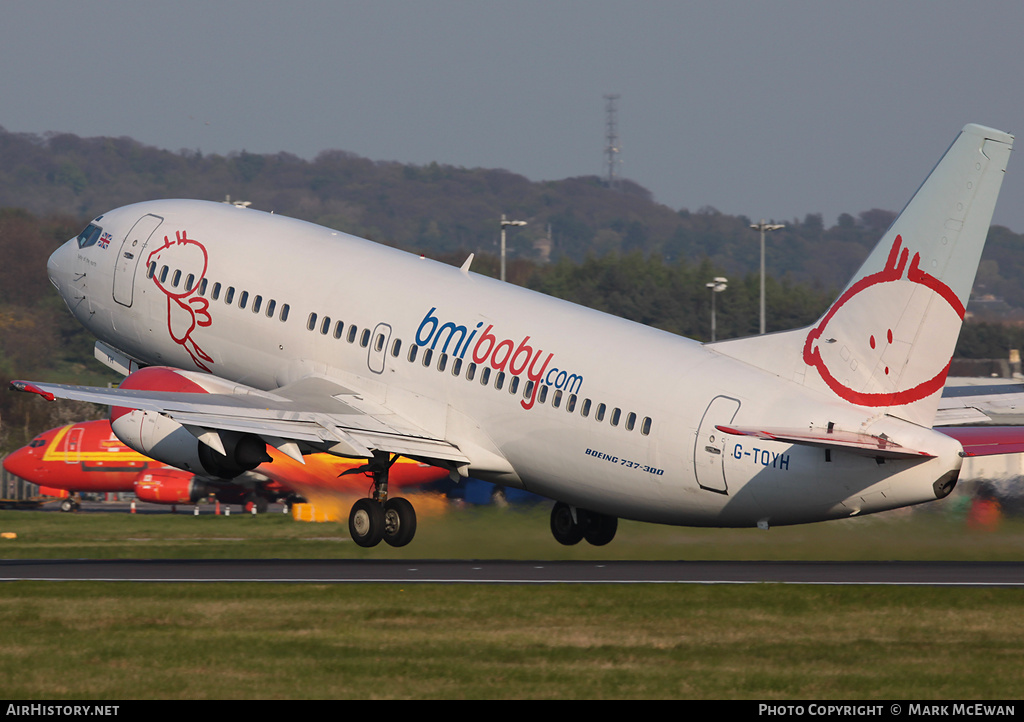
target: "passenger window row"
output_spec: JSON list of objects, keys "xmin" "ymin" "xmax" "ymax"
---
[
  {"xmin": 142, "ymin": 259, "xmax": 654, "ymax": 437},
  {"xmin": 146, "ymin": 263, "xmax": 291, "ymax": 322},
  {"xmin": 305, "ymin": 312, "xmax": 371, "ymax": 347},
  {"xmin": 403, "ymin": 343, "xmax": 653, "ymax": 436},
  {"xmin": 274, "ymin": 303, "xmax": 655, "ymax": 437}
]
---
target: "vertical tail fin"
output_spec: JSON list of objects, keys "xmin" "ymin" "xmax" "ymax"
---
[{"xmin": 713, "ymin": 124, "xmax": 1013, "ymax": 427}]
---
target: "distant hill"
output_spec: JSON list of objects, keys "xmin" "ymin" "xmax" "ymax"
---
[{"xmin": 1, "ymin": 126, "xmax": 1022, "ymax": 308}]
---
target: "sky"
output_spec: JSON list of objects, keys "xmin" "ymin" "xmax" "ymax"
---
[{"xmin": 3, "ymin": 1, "xmax": 1024, "ymax": 231}]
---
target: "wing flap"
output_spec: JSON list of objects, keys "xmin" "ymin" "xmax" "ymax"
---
[{"xmin": 715, "ymin": 424, "xmax": 936, "ymax": 459}]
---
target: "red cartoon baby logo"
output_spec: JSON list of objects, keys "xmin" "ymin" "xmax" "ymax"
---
[
  {"xmin": 147, "ymin": 230, "xmax": 214, "ymax": 371},
  {"xmin": 802, "ymin": 235, "xmax": 964, "ymax": 407}
]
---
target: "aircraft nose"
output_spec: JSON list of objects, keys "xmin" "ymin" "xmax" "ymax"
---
[
  {"xmin": 47, "ymin": 239, "xmax": 76, "ymax": 293},
  {"xmin": 2, "ymin": 447, "xmax": 42, "ymax": 481}
]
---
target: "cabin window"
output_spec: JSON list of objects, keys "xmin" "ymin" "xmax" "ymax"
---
[
  {"xmin": 239, "ymin": 290, "xmax": 249, "ymax": 309},
  {"xmin": 552, "ymin": 389, "xmax": 562, "ymax": 408},
  {"xmin": 581, "ymin": 399, "xmax": 591, "ymax": 417},
  {"xmin": 524, "ymin": 379, "xmax": 534, "ymax": 399},
  {"xmin": 626, "ymin": 412, "xmax": 636, "ymax": 431},
  {"xmin": 360, "ymin": 329, "xmax": 370, "ymax": 348},
  {"xmin": 641, "ymin": 417, "xmax": 652, "ymax": 436},
  {"xmin": 509, "ymin": 376, "xmax": 520, "ymax": 395},
  {"xmin": 320, "ymin": 316, "xmax": 331, "ymax": 335},
  {"xmin": 185, "ymin": 274, "xmax": 195, "ymax": 292},
  {"xmin": 596, "ymin": 403, "xmax": 606, "ymax": 422},
  {"xmin": 159, "ymin": 266, "xmax": 169, "ymax": 283},
  {"xmin": 452, "ymin": 358, "xmax": 463, "ymax": 376},
  {"xmin": 280, "ymin": 304, "xmax": 290, "ymax": 322},
  {"xmin": 76, "ymin": 224, "xmax": 102, "ymax": 249},
  {"xmin": 225, "ymin": 286, "xmax": 235, "ymax": 304},
  {"xmin": 391, "ymin": 339, "xmax": 402, "ymax": 357},
  {"xmin": 466, "ymin": 363, "xmax": 476, "ymax": 381},
  {"xmin": 495, "ymin": 371, "xmax": 505, "ymax": 390},
  {"xmin": 375, "ymin": 333, "xmax": 386, "ymax": 353},
  {"xmin": 252, "ymin": 295, "xmax": 262, "ymax": 314},
  {"xmin": 199, "ymin": 278, "xmax": 208, "ymax": 296},
  {"xmin": 212, "ymin": 282, "xmax": 222, "ymax": 301},
  {"xmin": 146, "ymin": 262, "xmax": 156, "ymax": 279},
  {"xmin": 334, "ymin": 321, "xmax": 345, "ymax": 339},
  {"xmin": 422, "ymin": 348, "xmax": 433, "ymax": 366},
  {"xmin": 266, "ymin": 299, "xmax": 276, "ymax": 317},
  {"xmin": 610, "ymin": 408, "xmax": 621, "ymax": 427},
  {"xmin": 307, "ymin": 312, "xmax": 317, "ymax": 332},
  {"xmin": 438, "ymin": 353, "xmax": 448, "ymax": 372},
  {"xmin": 566, "ymin": 394, "xmax": 577, "ymax": 413},
  {"xmin": 408, "ymin": 344, "xmax": 418, "ymax": 363},
  {"xmin": 538, "ymin": 384, "xmax": 549, "ymax": 404},
  {"xmin": 347, "ymin": 326, "xmax": 358, "ymax": 343}
]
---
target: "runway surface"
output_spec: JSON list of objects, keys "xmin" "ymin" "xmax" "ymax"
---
[{"xmin": 1, "ymin": 559, "xmax": 1022, "ymax": 585}]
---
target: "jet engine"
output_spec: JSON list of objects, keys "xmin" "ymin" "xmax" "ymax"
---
[
  {"xmin": 133, "ymin": 470, "xmax": 217, "ymax": 504},
  {"xmin": 110, "ymin": 366, "xmax": 272, "ymax": 479}
]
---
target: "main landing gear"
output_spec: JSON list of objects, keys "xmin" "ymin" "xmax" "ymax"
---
[
  {"xmin": 59, "ymin": 494, "xmax": 82, "ymax": 513},
  {"xmin": 550, "ymin": 501, "xmax": 618, "ymax": 546},
  {"xmin": 345, "ymin": 453, "xmax": 418, "ymax": 548}
]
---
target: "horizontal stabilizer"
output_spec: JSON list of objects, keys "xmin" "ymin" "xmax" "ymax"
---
[
  {"xmin": 715, "ymin": 424, "xmax": 935, "ymax": 459},
  {"xmin": 937, "ymin": 426, "xmax": 1024, "ymax": 457}
]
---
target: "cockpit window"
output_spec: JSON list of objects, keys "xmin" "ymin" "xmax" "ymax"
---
[
  {"xmin": 29, "ymin": 438, "xmax": 47, "ymax": 448},
  {"xmin": 76, "ymin": 224, "xmax": 103, "ymax": 249}
]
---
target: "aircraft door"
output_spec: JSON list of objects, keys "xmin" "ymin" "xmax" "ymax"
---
[
  {"xmin": 63, "ymin": 426, "xmax": 84, "ymax": 465},
  {"xmin": 113, "ymin": 214, "xmax": 163, "ymax": 307},
  {"xmin": 368, "ymin": 322, "xmax": 392, "ymax": 374},
  {"xmin": 693, "ymin": 395, "xmax": 740, "ymax": 494}
]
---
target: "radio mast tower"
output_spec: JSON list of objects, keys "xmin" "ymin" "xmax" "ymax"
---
[{"xmin": 603, "ymin": 93, "xmax": 621, "ymax": 189}]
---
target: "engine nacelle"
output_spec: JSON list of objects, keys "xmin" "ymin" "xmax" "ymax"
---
[
  {"xmin": 112, "ymin": 408, "xmax": 206, "ymax": 474},
  {"xmin": 111, "ymin": 367, "xmax": 272, "ymax": 479},
  {"xmin": 134, "ymin": 471, "xmax": 214, "ymax": 504},
  {"xmin": 197, "ymin": 431, "xmax": 273, "ymax": 479}
]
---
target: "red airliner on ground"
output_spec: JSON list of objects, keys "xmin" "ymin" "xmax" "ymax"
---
[{"xmin": 3, "ymin": 419, "xmax": 449, "ymax": 513}]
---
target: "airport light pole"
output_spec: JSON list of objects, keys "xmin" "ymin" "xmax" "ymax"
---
[
  {"xmin": 705, "ymin": 277, "xmax": 728, "ymax": 342},
  {"xmin": 500, "ymin": 215, "xmax": 527, "ymax": 282},
  {"xmin": 749, "ymin": 220, "xmax": 785, "ymax": 334}
]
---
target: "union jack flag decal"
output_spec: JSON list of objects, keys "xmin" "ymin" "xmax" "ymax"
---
[{"xmin": 98, "ymin": 232, "xmax": 112, "ymax": 249}]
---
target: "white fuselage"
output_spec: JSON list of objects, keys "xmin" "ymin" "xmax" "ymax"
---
[{"xmin": 47, "ymin": 199, "xmax": 963, "ymax": 528}]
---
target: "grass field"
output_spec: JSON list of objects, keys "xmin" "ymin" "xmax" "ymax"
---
[{"xmin": 1, "ymin": 497, "xmax": 1022, "ymax": 699}]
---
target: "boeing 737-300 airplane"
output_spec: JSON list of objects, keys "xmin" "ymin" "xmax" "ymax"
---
[{"xmin": 12, "ymin": 124, "xmax": 1020, "ymax": 547}]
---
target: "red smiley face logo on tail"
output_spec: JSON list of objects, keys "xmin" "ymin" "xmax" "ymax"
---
[{"xmin": 802, "ymin": 235, "xmax": 964, "ymax": 407}]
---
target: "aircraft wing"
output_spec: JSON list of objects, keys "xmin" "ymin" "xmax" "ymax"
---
[
  {"xmin": 10, "ymin": 378, "xmax": 471, "ymax": 466},
  {"xmin": 715, "ymin": 425, "xmax": 936, "ymax": 459}
]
